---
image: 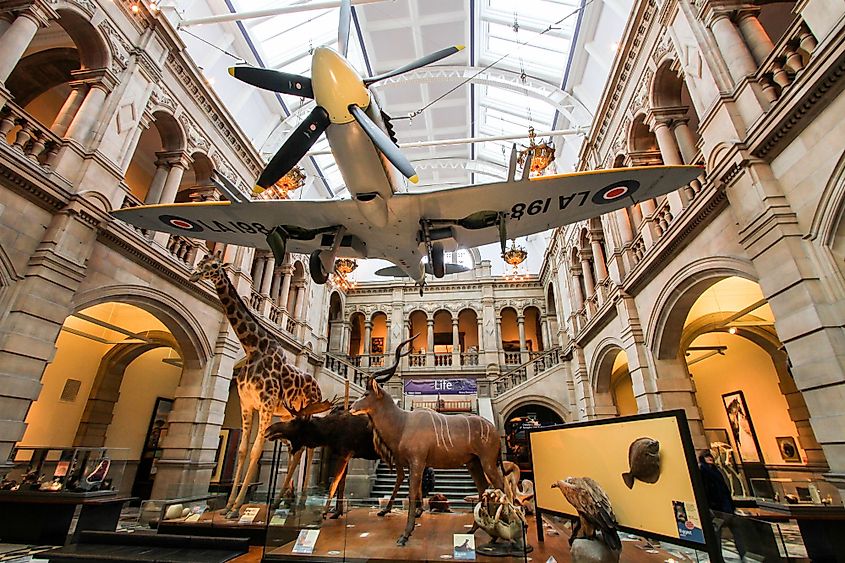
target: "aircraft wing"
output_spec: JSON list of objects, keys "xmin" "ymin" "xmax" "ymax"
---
[
  {"xmin": 111, "ymin": 199, "xmax": 369, "ymax": 258},
  {"xmin": 400, "ymin": 165, "xmax": 703, "ymax": 248}
]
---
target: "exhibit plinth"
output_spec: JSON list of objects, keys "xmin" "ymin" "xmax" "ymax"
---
[
  {"xmin": 262, "ymin": 507, "xmax": 674, "ymax": 562},
  {"xmin": 157, "ymin": 503, "xmax": 275, "ymax": 545},
  {"xmin": 0, "ymin": 491, "xmax": 132, "ymax": 545}
]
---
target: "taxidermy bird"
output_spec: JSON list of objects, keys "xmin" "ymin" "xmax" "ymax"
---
[{"xmin": 552, "ymin": 477, "xmax": 621, "ymax": 551}]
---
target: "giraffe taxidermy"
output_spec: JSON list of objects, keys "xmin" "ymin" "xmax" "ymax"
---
[{"xmin": 191, "ymin": 253, "xmax": 328, "ymax": 516}]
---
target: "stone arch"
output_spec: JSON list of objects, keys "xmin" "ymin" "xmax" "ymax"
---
[
  {"xmin": 151, "ymin": 110, "xmax": 186, "ymax": 152},
  {"xmin": 74, "ymin": 330, "xmax": 180, "ymax": 447},
  {"xmin": 808, "ymin": 146, "xmax": 845, "ymax": 248},
  {"xmin": 69, "ymin": 285, "xmax": 211, "ymax": 368},
  {"xmin": 628, "ymin": 113, "xmax": 656, "ymax": 153},
  {"xmin": 53, "ymin": 6, "xmax": 111, "ymax": 70},
  {"xmin": 612, "ymin": 154, "xmax": 626, "ymax": 168},
  {"xmin": 501, "ymin": 396, "xmax": 569, "ymax": 423},
  {"xmin": 523, "ymin": 305, "xmax": 543, "ymax": 351},
  {"xmin": 650, "ymin": 59, "xmax": 685, "ymax": 108},
  {"xmin": 7, "ymin": 48, "xmax": 79, "ymax": 107},
  {"xmin": 348, "ymin": 311, "xmax": 365, "ymax": 357},
  {"xmin": 590, "ymin": 337, "xmax": 627, "ymax": 393},
  {"xmin": 647, "ymin": 256, "xmax": 758, "ymax": 360}
]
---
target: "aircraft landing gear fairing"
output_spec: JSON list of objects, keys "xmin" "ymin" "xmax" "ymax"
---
[{"xmin": 310, "ymin": 250, "xmax": 330, "ymax": 284}]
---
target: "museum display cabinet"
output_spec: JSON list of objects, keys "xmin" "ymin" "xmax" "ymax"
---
[
  {"xmin": 1, "ymin": 446, "xmax": 128, "ymax": 496},
  {"xmin": 261, "ymin": 495, "xmax": 535, "ymax": 562},
  {"xmin": 0, "ymin": 447, "xmax": 132, "ymax": 544}
]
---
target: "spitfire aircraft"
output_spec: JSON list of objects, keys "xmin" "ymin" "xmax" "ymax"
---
[{"xmin": 113, "ymin": 0, "xmax": 701, "ymax": 288}]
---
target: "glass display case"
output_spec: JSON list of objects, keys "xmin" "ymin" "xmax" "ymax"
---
[
  {"xmin": 749, "ymin": 476, "xmax": 842, "ymax": 506},
  {"xmin": 1, "ymin": 446, "xmax": 128, "ymax": 496}
]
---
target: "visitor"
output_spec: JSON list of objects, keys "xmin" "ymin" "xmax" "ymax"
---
[{"xmin": 699, "ymin": 452, "xmax": 747, "ymax": 561}]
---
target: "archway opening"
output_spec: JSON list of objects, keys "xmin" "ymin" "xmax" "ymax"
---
[
  {"xmin": 17, "ymin": 302, "xmax": 185, "ymax": 499},
  {"xmin": 326, "ymin": 292, "xmax": 343, "ymax": 353},
  {"xmin": 347, "ymin": 312, "xmax": 365, "ymax": 360},
  {"xmin": 500, "ymin": 307, "xmax": 519, "ymax": 364},
  {"xmin": 504, "ymin": 404, "xmax": 564, "ymax": 476},
  {"xmin": 458, "ymin": 309, "xmax": 479, "ymax": 365},
  {"xmin": 682, "ymin": 277, "xmax": 829, "ymax": 501},
  {"xmin": 370, "ymin": 312, "xmax": 387, "ymax": 366},
  {"xmin": 524, "ymin": 306, "xmax": 543, "ymax": 352},
  {"xmin": 609, "ymin": 351, "xmax": 637, "ymax": 416}
]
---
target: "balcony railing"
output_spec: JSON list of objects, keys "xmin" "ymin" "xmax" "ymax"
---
[
  {"xmin": 460, "ymin": 352, "xmax": 480, "ymax": 366},
  {"xmin": 492, "ymin": 347, "xmax": 562, "ymax": 395},
  {"xmin": 503, "ymin": 351, "xmax": 521, "ymax": 365},
  {"xmin": 409, "ymin": 354, "xmax": 425, "ymax": 367},
  {"xmin": 758, "ymin": 18, "xmax": 818, "ymax": 105},
  {"xmin": 434, "ymin": 352, "xmax": 452, "ymax": 367},
  {"xmin": 0, "ymin": 98, "xmax": 61, "ymax": 170},
  {"xmin": 324, "ymin": 353, "xmax": 368, "ymax": 388},
  {"xmin": 411, "ymin": 399, "xmax": 474, "ymax": 413}
]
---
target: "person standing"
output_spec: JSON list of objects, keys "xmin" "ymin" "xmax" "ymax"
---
[{"xmin": 699, "ymin": 452, "xmax": 746, "ymax": 561}]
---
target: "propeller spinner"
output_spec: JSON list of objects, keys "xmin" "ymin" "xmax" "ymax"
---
[{"xmin": 229, "ymin": 0, "xmax": 463, "ymax": 193}]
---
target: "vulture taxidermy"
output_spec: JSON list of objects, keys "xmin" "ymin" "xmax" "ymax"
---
[{"xmin": 552, "ymin": 477, "xmax": 622, "ymax": 551}]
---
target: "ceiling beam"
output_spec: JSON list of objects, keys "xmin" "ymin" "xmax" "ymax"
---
[
  {"xmin": 179, "ymin": 0, "xmax": 391, "ymax": 27},
  {"xmin": 304, "ymin": 128, "xmax": 587, "ymax": 155}
]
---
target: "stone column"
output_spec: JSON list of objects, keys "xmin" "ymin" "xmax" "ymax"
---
[
  {"xmin": 252, "ymin": 255, "xmax": 266, "ymax": 293},
  {"xmin": 616, "ymin": 209, "xmax": 634, "ymax": 244},
  {"xmin": 649, "ymin": 113, "xmax": 686, "ymax": 214},
  {"xmin": 279, "ymin": 266, "xmax": 292, "ymax": 310},
  {"xmin": 293, "ymin": 285, "xmax": 305, "ymax": 320},
  {"xmin": 269, "ymin": 269, "xmax": 281, "ymax": 303},
  {"xmin": 143, "ymin": 157, "xmax": 171, "ymax": 205},
  {"xmin": 260, "ymin": 255, "xmax": 275, "ymax": 296},
  {"xmin": 451, "ymin": 317, "xmax": 460, "ymax": 366},
  {"xmin": 476, "ymin": 316, "xmax": 484, "ymax": 353},
  {"xmin": 384, "ymin": 320, "xmax": 392, "ymax": 353},
  {"xmin": 50, "ymin": 84, "xmax": 87, "ymax": 137},
  {"xmin": 590, "ymin": 233, "xmax": 608, "ymax": 283},
  {"xmin": 426, "ymin": 318, "xmax": 434, "ymax": 366},
  {"xmin": 672, "ymin": 118, "xmax": 698, "ymax": 164},
  {"xmin": 64, "ymin": 74, "xmax": 114, "ymax": 145},
  {"xmin": 0, "ymin": 7, "xmax": 51, "ymax": 84},
  {"xmin": 363, "ymin": 321, "xmax": 372, "ymax": 356},
  {"xmin": 156, "ymin": 154, "xmax": 189, "ymax": 205},
  {"xmin": 707, "ymin": 9, "xmax": 758, "ymax": 82},
  {"xmin": 571, "ymin": 271, "xmax": 584, "ymax": 312},
  {"xmin": 541, "ymin": 315, "xmax": 550, "ymax": 351},
  {"xmin": 496, "ymin": 316, "xmax": 504, "ymax": 366},
  {"xmin": 736, "ymin": 8, "xmax": 775, "ymax": 66},
  {"xmin": 517, "ymin": 314, "xmax": 527, "ymax": 364},
  {"xmin": 580, "ymin": 257, "xmax": 595, "ymax": 301}
]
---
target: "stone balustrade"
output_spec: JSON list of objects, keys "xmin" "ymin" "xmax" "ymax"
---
[
  {"xmin": 758, "ymin": 18, "xmax": 818, "ymax": 104},
  {"xmin": 165, "ymin": 235, "xmax": 201, "ymax": 267},
  {"xmin": 492, "ymin": 347, "xmax": 562, "ymax": 395},
  {"xmin": 323, "ymin": 353, "xmax": 368, "ymax": 388},
  {"xmin": 433, "ymin": 352, "xmax": 452, "ymax": 367},
  {"xmin": 248, "ymin": 290, "xmax": 264, "ymax": 312},
  {"xmin": 0, "ymin": 99, "xmax": 61, "ymax": 168}
]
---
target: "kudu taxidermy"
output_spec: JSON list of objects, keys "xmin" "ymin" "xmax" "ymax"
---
[{"xmin": 350, "ymin": 335, "xmax": 506, "ymax": 546}]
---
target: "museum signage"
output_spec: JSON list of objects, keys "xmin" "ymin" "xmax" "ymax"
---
[{"xmin": 403, "ymin": 378, "xmax": 477, "ymax": 395}]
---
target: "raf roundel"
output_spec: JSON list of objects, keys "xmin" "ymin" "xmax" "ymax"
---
[
  {"xmin": 160, "ymin": 214, "xmax": 204, "ymax": 233},
  {"xmin": 592, "ymin": 179, "xmax": 640, "ymax": 204}
]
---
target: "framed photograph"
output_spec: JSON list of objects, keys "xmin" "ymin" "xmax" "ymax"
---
[
  {"xmin": 722, "ymin": 391, "xmax": 762, "ymax": 463},
  {"xmin": 776, "ymin": 436, "xmax": 801, "ymax": 463}
]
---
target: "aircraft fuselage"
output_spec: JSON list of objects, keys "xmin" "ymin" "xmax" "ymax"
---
[{"xmin": 310, "ymin": 47, "xmax": 426, "ymax": 281}]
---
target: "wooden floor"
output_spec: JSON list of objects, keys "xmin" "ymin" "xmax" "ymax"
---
[{"xmin": 260, "ymin": 507, "xmax": 682, "ymax": 562}]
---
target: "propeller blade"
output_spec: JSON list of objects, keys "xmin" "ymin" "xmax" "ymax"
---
[
  {"xmin": 338, "ymin": 0, "xmax": 351, "ymax": 58},
  {"xmin": 348, "ymin": 104, "xmax": 417, "ymax": 183},
  {"xmin": 364, "ymin": 45, "xmax": 465, "ymax": 85},
  {"xmin": 255, "ymin": 106, "xmax": 330, "ymax": 191},
  {"xmin": 229, "ymin": 66, "xmax": 313, "ymax": 98}
]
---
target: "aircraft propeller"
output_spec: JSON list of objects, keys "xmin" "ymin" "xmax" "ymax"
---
[{"xmin": 228, "ymin": 0, "xmax": 462, "ymax": 191}]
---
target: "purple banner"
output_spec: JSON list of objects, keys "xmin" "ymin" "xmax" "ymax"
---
[{"xmin": 403, "ymin": 378, "xmax": 478, "ymax": 396}]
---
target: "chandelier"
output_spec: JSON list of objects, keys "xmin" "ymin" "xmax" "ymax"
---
[
  {"xmin": 503, "ymin": 241, "xmax": 529, "ymax": 282},
  {"xmin": 255, "ymin": 166, "xmax": 306, "ymax": 200},
  {"xmin": 331, "ymin": 258, "xmax": 358, "ymax": 291},
  {"xmin": 517, "ymin": 127, "xmax": 556, "ymax": 176}
]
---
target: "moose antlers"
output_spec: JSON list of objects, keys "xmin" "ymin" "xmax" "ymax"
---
[
  {"xmin": 371, "ymin": 334, "xmax": 418, "ymax": 384},
  {"xmin": 283, "ymin": 395, "xmax": 341, "ymax": 418}
]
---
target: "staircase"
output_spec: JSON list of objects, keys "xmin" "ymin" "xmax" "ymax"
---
[{"xmin": 370, "ymin": 463, "xmax": 479, "ymax": 510}]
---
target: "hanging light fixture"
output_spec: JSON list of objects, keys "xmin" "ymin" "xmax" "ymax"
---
[
  {"xmin": 331, "ymin": 258, "xmax": 358, "ymax": 291},
  {"xmin": 517, "ymin": 127, "xmax": 556, "ymax": 176},
  {"xmin": 502, "ymin": 241, "xmax": 529, "ymax": 281},
  {"xmin": 255, "ymin": 166, "xmax": 306, "ymax": 200}
]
